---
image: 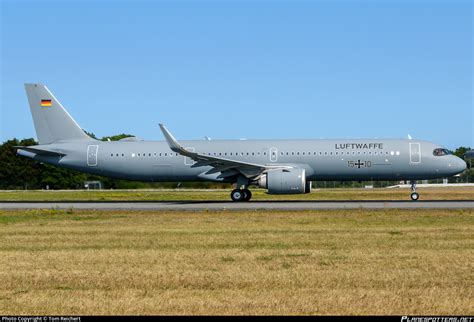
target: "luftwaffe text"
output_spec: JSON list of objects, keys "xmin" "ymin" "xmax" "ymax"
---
[{"xmin": 335, "ymin": 143, "xmax": 383, "ymax": 149}]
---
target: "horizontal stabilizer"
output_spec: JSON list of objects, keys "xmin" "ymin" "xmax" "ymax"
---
[{"xmin": 15, "ymin": 146, "xmax": 66, "ymax": 157}]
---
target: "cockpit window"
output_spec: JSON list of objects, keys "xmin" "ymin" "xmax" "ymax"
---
[{"xmin": 433, "ymin": 148, "xmax": 452, "ymax": 156}]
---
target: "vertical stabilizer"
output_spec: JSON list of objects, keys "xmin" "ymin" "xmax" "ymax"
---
[{"xmin": 24, "ymin": 83, "xmax": 94, "ymax": 144}]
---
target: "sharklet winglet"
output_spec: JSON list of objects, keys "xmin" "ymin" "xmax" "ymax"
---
[{"xmin": 159, "ymin": 124, "xmax": 194, "ymax": 157}]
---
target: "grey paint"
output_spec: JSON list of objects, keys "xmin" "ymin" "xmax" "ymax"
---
[
  {"xmin": 464, "ymin": 150, "xmax": 474, "ymax": 159},
  {"xmin": 19, "ymin": 138, "xmax": 466, "ymax": 180},
  {"xmin": 17, "ymin": 84, "xmax": 467, "ymax": 195},
  {"xmin": 24, "ymin": 84, "xmax": 92, "ymax": 144}
]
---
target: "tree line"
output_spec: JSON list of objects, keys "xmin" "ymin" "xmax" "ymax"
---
[
  {"xmin": 0, "ymin": 135, "xmax": 471, "ymax": 190},
  {"xmin": 0, "ymin": 134, "xmax": 232, "ymax": 190}
]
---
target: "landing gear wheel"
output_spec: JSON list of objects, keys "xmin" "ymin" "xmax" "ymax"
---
[
  {"xmin": 242, "ymin": 189, "xmax": 252, "ymax": 201},
  {"xmin": 410, "ymin": 192, "xmax": 419, "ymax": 201},
  {"xmin": 231, "ymin": 189, "xmax": 244, "ymax": 202}
]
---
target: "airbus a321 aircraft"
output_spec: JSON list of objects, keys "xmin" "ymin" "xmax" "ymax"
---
[{"xmin": 17, "ymin": 84, "xmax": 467, "ymax": 201}]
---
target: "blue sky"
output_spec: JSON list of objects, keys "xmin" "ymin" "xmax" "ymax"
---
[{"xmin": 1, "ymin": 0, "xmax": 472, "ymax": 149}]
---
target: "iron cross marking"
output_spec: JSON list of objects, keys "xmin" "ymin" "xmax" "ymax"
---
[{"xmin": 355, "ymin": 160, "xmax": 364, "ymax": 169}]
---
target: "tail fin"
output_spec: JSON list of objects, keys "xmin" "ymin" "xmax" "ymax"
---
[{"xmin": 24, "ymin": 83, "xmax": 94, "ymax": 144}]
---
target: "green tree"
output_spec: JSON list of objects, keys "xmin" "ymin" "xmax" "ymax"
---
[
  {"xmin": 0, "ymin": 138, "xmax": 41, "ymax": 189},
  {"xmin": 101, "ymin": 133, "xmax": 135, "ymax": 141},
  {"xmin": 39, "ymin": 165, "xmax": 88, "ymax": 189},
  {"xmin": 453, "ymin": 146, "xmax": 470, "ymax": 159}
]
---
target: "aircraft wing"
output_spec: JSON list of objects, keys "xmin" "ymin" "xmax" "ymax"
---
[{"xmin": 159, "ymin": 124, "xmax": 290, "ymax": 179}]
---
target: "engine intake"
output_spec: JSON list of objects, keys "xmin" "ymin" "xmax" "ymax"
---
[{"xmin": 258, "ymin": 168, "xmax": 310, "ymax": 194}]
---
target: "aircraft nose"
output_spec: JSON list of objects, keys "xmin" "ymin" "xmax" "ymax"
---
[{"xmin": 449, "ymin": 156, "xmax": 467, "ymax": 174}]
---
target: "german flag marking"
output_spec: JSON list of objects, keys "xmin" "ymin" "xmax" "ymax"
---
[{"xmin": 40, "ymin": 99, "xmax": 52, "ymax": 107}]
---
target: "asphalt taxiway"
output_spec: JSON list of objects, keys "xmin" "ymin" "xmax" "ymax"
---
[{"xmin": 1, "ymin": 200, "xmax": 473, "ymax": 211}]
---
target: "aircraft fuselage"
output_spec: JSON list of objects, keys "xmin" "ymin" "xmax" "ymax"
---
[{"xmin": 18, "ymin": 138, "xmax": 466, "ymax": 182}]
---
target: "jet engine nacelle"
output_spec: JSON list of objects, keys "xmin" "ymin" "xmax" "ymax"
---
[{"xmin": 258, "ymin": 168, "xmax": 311, "ymax": 194}]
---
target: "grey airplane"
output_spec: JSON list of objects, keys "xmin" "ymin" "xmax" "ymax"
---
[
  {"xmin": 464, "ymin": 150, "xmax": 474, "ymax": 159},
  {"xmin": 17, "ymin": 84, "xmax": 467, "ymax": 201}
]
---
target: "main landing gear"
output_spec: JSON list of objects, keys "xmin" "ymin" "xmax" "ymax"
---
[
  {"xmin": 410, "ymin": 181, "xmax": 419, "ymax": 201},
  {"xmin": 231, "ymin": 175, "xmax": 252, "ymax": 202},
  {"xmin": 231, "ymin": 188, "xmax": 252, "ymax": 202}
]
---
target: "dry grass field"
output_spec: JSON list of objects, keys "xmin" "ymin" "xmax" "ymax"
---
[
  {"xmin": 0, "ymin": 208, "xmax": 472, "ymax": 315},
  {"xmin": 0, "ymin": 186, "xmax": 473, "ymax": 201}
]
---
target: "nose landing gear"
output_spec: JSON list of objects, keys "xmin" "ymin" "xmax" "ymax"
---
[{"xmin": 410, "ymin": 181, "xmax": 419, "ymax": 201}]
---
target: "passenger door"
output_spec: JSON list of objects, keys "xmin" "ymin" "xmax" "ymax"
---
[
  {"xmin": 87, "ymin": 145, "xmax": 99, "ymax": 166},
  {"xmin": 409, "ymin": 143, "xmax": 421, "ymax": 164}
]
